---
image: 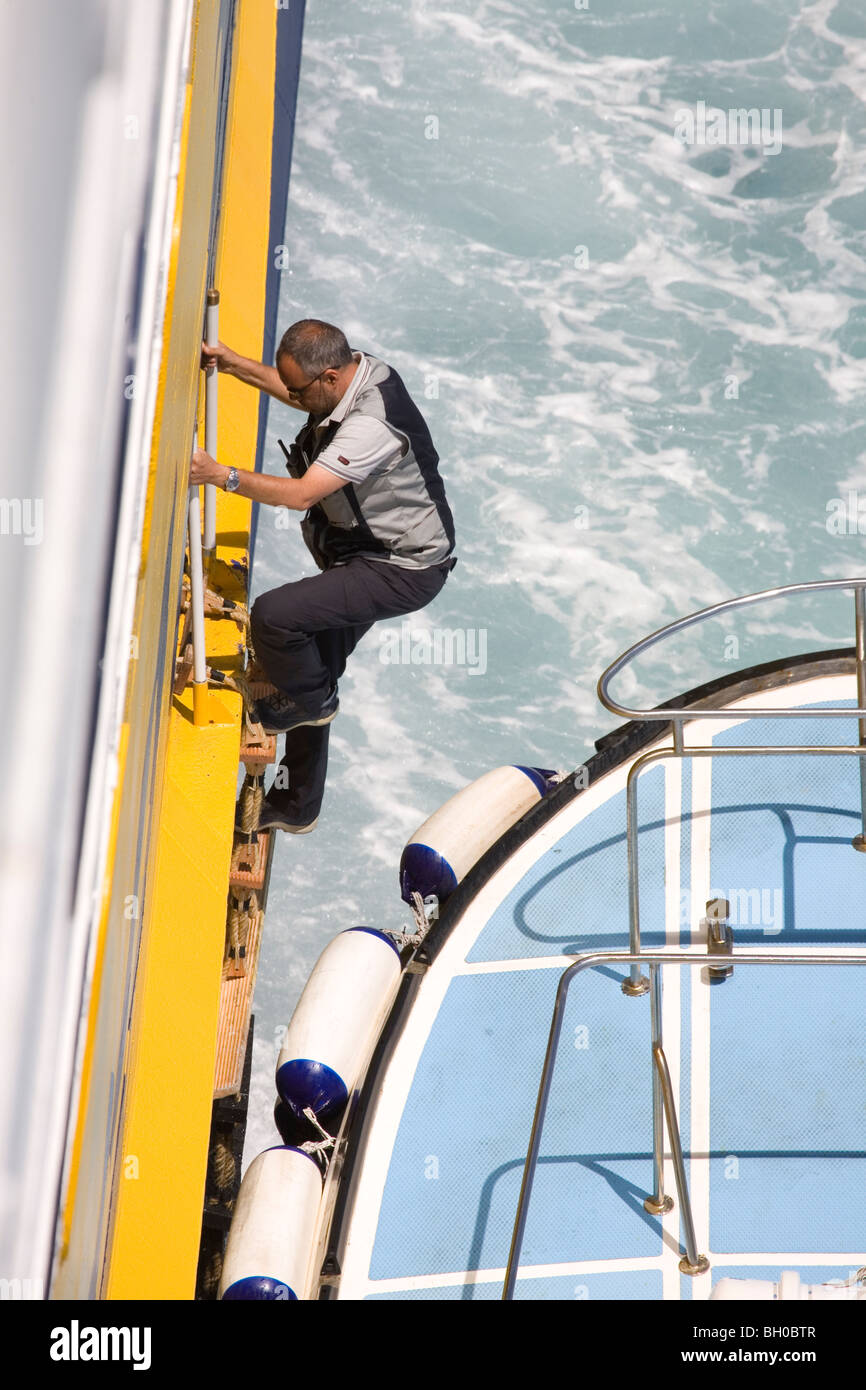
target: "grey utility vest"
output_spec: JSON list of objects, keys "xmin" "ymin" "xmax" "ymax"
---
[{"xmin": 279, "ymin": 355, "xmax": 457, "ymax": 571}]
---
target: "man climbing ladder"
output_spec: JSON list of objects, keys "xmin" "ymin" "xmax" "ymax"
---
[{"xmin": 190, "ymin": 319, "xmax": 457, "ymax": 832}]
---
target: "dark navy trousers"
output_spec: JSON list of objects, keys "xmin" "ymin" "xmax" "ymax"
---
[{"xmin": 250, "ymin": 554, "xmax": 454, "ymax": 822}]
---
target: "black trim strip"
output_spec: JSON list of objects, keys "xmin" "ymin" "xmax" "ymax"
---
[
  {"xmin": 250, "ymin": 0, "xmax": 307, "ymax": 566},
  {"xmin": 375, "ymin": 368, "xmax": 456, "ymax": 554}
]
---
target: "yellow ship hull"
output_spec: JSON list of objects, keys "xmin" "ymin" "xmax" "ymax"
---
[{"xmin": 43, "ymin": 0, "xmax": 305, "ymax": 1300}]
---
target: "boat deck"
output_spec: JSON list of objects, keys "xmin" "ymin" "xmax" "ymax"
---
[{"xmin": 334, "ymin": 671, "xmax": 866, "ymax": 1300}]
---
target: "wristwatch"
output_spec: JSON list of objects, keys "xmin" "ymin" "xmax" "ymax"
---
[{"xmin": 224, "ymin": 466, "xmax": 240, "ymax": 492}]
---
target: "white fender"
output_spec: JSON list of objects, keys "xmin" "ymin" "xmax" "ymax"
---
[
  {"xmin": 399, "ymin": 764, "xmax": 558, "ymax": 904},
  {"xmin": 219, "ymin": 1145, "xmax": 322, "ymax": 1300},
  {"xmin": 275, "ymin": 927, "xmax": 402, "ymax": 1122}
]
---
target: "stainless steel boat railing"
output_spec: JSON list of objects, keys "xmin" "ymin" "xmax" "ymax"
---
[
  {"xmin": 597, "ymin": 577, "xmax": 866, "ymax": 995},
  {"xmin": 504, "ymin": 582, "xmax": 866, "ymax": 1297},
  {"xmin": 503, "ymin": 948, "xmax": 866, "ymax": 1300}
]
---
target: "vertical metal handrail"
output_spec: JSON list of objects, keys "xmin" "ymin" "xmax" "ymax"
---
[
  {"xmin": 187, "ymin": 285, "xmax": 220, "ymax": 726},
  {"xmin": 203, "ymin": 287, "xmax": 219, "ymax": 561},
  {"xmin": 502, "ymin": 948, "xmax": 866, "ymax": 1300},
  {"xmin": 643, "ymin": 965, "xmax": 672, "ymax": 1219},
  {"xmin": 651, "ymin": 1042, "xmax": 707, "ymax": 1275},
  {"xmin": 187, "ymin": 480, "xmax": 208, "ymax": 726}
]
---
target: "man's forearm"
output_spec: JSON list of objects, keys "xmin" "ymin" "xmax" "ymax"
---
[
  {"xmin": 190, "ymin": 446, "xmax": 346, "ymax": 509},
  {"xmin": 211, "ymin": 461, "xmax": 311, "ymax": 510},
  {"xmin": 224, "ymin": 354, "xmax": 302, "ymax": 409}
]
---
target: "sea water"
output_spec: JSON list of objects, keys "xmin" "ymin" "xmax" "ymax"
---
[{"xmin": 243, "ymin": 0, "xmax": 866, "ymax": 1163}]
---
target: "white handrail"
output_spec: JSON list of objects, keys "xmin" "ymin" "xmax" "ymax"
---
[
  {"xmin": 187, "ymin": 481, "xmax": 208, "ymax": 725},
  {"xmin": 203, "ymin": 287, "xmax": 219, "ymax": 557}
]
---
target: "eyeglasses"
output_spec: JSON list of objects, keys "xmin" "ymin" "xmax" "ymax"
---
[{"xmin": 284, "ymin": 366, "xmax": 336, "ymax": 399}]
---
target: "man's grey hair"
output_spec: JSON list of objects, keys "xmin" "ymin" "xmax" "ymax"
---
[{"xmin": 276, "ymin": 319, "xmax": 353, "ymax": 376}]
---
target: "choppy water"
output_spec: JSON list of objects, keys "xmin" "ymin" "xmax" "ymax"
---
[{"xmin": 243, "ymin": 0, "xmax": 866, "ymax": 1163}]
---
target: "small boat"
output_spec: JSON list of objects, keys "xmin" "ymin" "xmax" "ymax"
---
[{"xmin": 224, "ymin": 578, "xmax": 866, "ymax": 1302}]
